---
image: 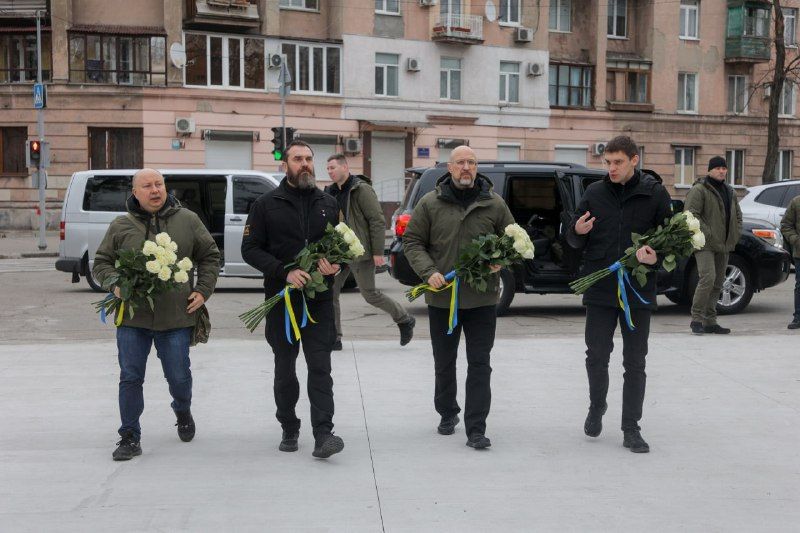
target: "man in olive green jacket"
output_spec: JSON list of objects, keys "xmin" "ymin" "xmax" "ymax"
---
[
  {"xmin": 684, "ymin": 156, "xmax": 742, "ymax": 335},
  {"xmin": 403, "ymin": 145, "xmax": 515, "ymax": 450},
  {"xmin": 94, "ymin": 168, "xmax": 220, "ymax": 461},
  {"xmin": 780, "ymin": 195, "xmax": 800, "ymax": 329},
  {"xmin": 326, "ymin": 154, "xmax": 415, "ymax": 349}
]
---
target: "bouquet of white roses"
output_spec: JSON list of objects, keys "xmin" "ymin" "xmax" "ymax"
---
[
  {"xmin": 239, "ymin": 222, "xmax": 365, "ymax": 333},
  {"xmin": 93, "ymin": 232, "xmax": 193, "ymax": 324},
  {"xmin": 406, "ymin": 223, "xmax": 535, "ymax": 302},
  {"xmin": 569, "ymin": 210, "xmax": 705, "ymax": 295}
]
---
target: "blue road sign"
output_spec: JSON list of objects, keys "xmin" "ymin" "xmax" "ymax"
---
[{"xmin": 33, "ymin": 84, "xmax": 46, "ymax": 109}]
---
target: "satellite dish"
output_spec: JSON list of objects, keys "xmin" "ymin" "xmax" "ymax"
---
[
  {"xmin": 485, "ymin": 0, "xmax": 497, "ymax": 22},
  {"xmin": 169, "ymin": 42, "xmax": 187, "ymax": 69}
]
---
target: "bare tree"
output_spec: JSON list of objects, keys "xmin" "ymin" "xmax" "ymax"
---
[{"xmin": 763, "ymin": 1, "xmax": 786, "ymax": 183}]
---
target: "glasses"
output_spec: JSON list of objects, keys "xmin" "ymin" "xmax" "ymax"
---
[{"xmin": 452, "ymin": 159, "xmax": 478, "ymax": 168}]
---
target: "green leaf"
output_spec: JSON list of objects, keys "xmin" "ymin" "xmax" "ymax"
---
[{"xmin": 635, "ymin": 271, "xmax": 647, "ymax": 287}]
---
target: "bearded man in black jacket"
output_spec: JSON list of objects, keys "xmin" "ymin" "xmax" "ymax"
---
[{"xmin": 566, "ymin": 136, "xmax": 672, "ymax": 454}]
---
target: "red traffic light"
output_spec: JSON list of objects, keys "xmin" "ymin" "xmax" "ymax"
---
[{"xmin": 30, "ymin": 140, "xmax": 41, "ymax": 154}]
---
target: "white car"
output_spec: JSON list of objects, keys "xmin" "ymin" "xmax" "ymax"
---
[{"xmin": 739, "ymin": 180, "xmax": 800, "ymax": 227}]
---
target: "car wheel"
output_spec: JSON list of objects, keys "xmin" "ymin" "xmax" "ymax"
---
[
  {"xmin": 496, "ymin": 269, "xmax": 515, "ymax": 316},
  {"xmin": 716, "ymin": 254, "xmax": 753, "ymax": 315},
  {"xmin": 84, "ymin": 255, "xmax": 104, "ymax": 292}
]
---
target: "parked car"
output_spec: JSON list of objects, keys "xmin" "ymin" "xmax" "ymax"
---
[
  {"xmin": 56, "ymin": 169, "xmax": 282, "ymax": 291},
  {"xmin": 739, "ymin": 179, "xmax": 800, "ymax": 227},
  {"xmin": 389, "ymin": 161, "xmax": 791, "ymax": 315}
]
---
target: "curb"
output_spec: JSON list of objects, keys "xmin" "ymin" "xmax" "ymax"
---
[{"xmin": 0, "ymin": 252, "xmax": 57, "ymax": 260}]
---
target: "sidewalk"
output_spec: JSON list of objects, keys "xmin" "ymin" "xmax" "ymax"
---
[
  {"xmin": 0, "ymin": 230, "xmax": 59, "ymax": 259},
  {"xmin": 0, "ymin": 335, "xmax": 797, "ymax": 532}
]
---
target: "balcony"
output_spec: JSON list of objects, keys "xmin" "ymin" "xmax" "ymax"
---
[
  {"xmin": 184, "ymin": 0, "xmax": 261, "ymax": 29},
  {"xmin": 725, "ymin": 1, "xmax": 772, "ymax": 63},
  {"xmin": 432, "ymin": 14, "xmax": 483, "ymax": 44}
]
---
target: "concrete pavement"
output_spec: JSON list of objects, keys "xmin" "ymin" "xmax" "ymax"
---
[
  {"xmin": 0, "ymin": 332, "xmax": 798, "ymax": 532},
  {"xmin": 0, "ymin": 230, "xmax": 59, "ymax": 259}
]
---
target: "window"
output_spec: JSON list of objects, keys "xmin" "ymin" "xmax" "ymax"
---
[
  {"xmin": 680, "ymin": 0, "xmax": 699, "ymax": 39},
  {"xmin": 280, "ymin": 0, "xmax": 318, "ymax": 10},
  {"xmin": 440, "ymin": 57, "xmax": 462, "ymax": 101},
  {"xmin": 727, "ymin": 75, "xmax": 747, "ymax": 114},
  {"xmin": 88, "ymin": 128, "xmax": 143, "ymax": 170},
  {"xmin": 83, "ymin": 175, "xmax": 131, "ymax": 212},
  {"xmin": 608, "ymin": 0, "xmax": 627, "ymax": 38},
  {"xmin": 780, "ymin": 82, "xmax": 796, "ymax": 116},
  {"xmin": 68, "ymin": 33, "xmax": 165, "ymax": 86},
  {"xmin": 499, "ymin": 62, "xmax": 520, "ymax": 104},
  {"xmin": 440, "ymin": 0, "xmax": 462, "ymax": 16},
  {"xmin": 784, "ymin": 8, "xmax": 797, "ymax": 46},
  {"xmin": 548, "ymin": 63, "xmax": 592, "ymax": 107},
  {"xmin": 743, "ymin": 6, "xmax": 770, "ymax": 37},
  {"xmin": 674, "ymin": 147, "xmax": 695, "ymax": 186},
  {"xmin": 0, "ymin": 33, "xmax": 52, "ymax": 83},
  {"xmin": 282, "ymin": 42, "xmax": 341, "ymax": 95},
  {"xmin": 499, "ymin": 0, "xmax": 521, "ymax": 24},
  {"xmin": 233, "ymin": 176, "xmax": 275, "ymax": 215},
  {"xmin": 725, "ymin": 149, "xmax": 744, "ymax": 186},
  {"xmin": 0, "ymin": 127, "xmax": 26, "ymax": 175},
  {"xmin": 776, "ymin": 150, "xmax": 793, "ymax": 181},
  {"xmin": 549, "ymin": 0, "xmax": 571, "ymax": 32},
  {"xmin": 375, "ymin": 53, "xmax": 399, "ymax": 97},
  {"xmin": 185, "ymin": 33, "xmax": 264, "ymax": 89},
  {"xmin": 677, "ymin": 72, "xmax": 697, "ymax": 112},
  {"xmin": 607, "ymin": 60, "xmax": 650, "ymax": 103},
  {"xmin": 375, "ymin": 0, "xmax": 399, "ymax": 15}
]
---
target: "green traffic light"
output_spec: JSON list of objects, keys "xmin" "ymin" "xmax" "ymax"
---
[{"xmin": 273, "ymin": 150, "xmax": 283, "ymax": 161}]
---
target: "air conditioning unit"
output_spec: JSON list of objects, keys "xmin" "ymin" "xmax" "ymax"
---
[
  {"xmin": 268, "ymin": 53, "xmax": 283, "ymax": 69},
  {"xmin": 419, "ymin": 0, "xmax": 437, "ymax": 6},
  {"xmin": 593, "ymin": 143, "xmax": 607, "ymax": 156},
  {"xmin": 407, "ymin": 57, "xmax": 420, "ymax": 72},
  {"xmin": 527, "ymin": 63, "xmax": 543, "ymax": 77},
  {"xmin": 175, "ymin": 117, "xmax": 196, "ymax": 135},
  {"xmin": 515, "ymin": 27, "xmax": 533, "ymax": 43},
  {"xmin": 344, "ymin": 138, "xmax": 362, "ymax": 153}
]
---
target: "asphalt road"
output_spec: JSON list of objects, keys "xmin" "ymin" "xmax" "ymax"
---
[{"xmin": 1, "ymin": 257, "xmax": 796, "ymax": 344}]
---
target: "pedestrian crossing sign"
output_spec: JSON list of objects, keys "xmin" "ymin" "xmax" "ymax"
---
[{"xmin": 33, "ymin": 84, "xmax": 46, "ymax": 109}]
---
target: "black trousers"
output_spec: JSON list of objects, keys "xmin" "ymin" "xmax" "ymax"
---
[
  {"xmin": 266, "ymin": 292, "xmax": 336, "ymax": 442},
  {"xmin": 584, "ymin": 305, "xmax": 650, "ymax": 431},
  {"xmin": 428, "ymin": 305, "xmax": 496, "ymax": 437}
]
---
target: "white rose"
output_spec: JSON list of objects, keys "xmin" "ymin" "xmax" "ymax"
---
[
  {"xmin": 178, "ymin": 257, "xmax": 193, "ymax": 271},
  {"xmin": 513, "ymin": 240, "xmax": 527, "ymax": 254},
  {"xmin": 146, "ymin": 260, "xmax": 162, "ymax": 274},
  {"xmin": 343, "ymin": 231, "xmax": 355, "ymax": 244},
  {"xmin": 335, "ymin": 222, "xmax": 348, "ymax": 234},
  {"xmin": 156, "ymin": 251, "xmax": 172, "ymax": 266},
  {"xmin": 165, "ymin": 250, "xmax": 178, "ymax": 265},
  {"xmin": 351, "ymin": 243, "xmax": 365, "ymax": 257},
  {"xmin": 174, "ymin": 270, "xmax": 189, "ymax": 283},
  {"xmin": 168, "ymin": 241, "xmax": 178, "ymax": 252},
  {"xmin": 522, "ymin": 244, "xmax": 535, "ymax": 259},
  {"xmin": 687, "ymin": 218, "xmax": 701, "ymax": 232},
  {"xmin": 158, "ymin": 266, "xmax": 172, "ymax": 281},
  {"xmin": 691, "ymin": 232, "xmax": 706, "ymax": 250},
  {"xmin": 142, "ymin": 240, "xmax": 158, "ymax": 256},
  {"xmin": 155, "ymin": 233, "xmax": 172, "ymax": 247},
  {"xmin": 505, "ymin": 224, "xmax": 521, "ymax": 237}
]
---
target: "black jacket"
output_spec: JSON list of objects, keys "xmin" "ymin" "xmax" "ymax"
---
[
  {"xmin": 566, "ymin": 170, "xmax": 672, "ymax": 309},
  {"xmin": 241, "ymin": 178, "xmax": 340, "ymax": 298}
]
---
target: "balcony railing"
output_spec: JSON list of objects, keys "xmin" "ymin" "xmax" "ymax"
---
[
  {"xmin": 432, "ymin": 14, "xmax": 483, "ymax": 44},
  {"xmin": 184, "ymin": 0, "xmax": 261, "ymax": 28}
]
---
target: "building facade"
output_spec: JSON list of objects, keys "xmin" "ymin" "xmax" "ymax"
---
[{"xmin": 1, "ymin": 0, "xmax": 798, "ymax": 229}]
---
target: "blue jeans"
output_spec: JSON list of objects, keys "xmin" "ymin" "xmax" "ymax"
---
[{"xmin": 116, "ymin": 326, "xmax": 193, "ymax": 440}]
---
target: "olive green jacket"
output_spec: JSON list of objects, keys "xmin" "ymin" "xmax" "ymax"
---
[
  {"xmin": 780, "ymin": 195, "xmax": 800, "ymax": 258},
  {"xmin": 93, "ymin": 196, "xmax": 220, "ymax": 331},
  {"xmin": 333, "ymin": 176, "xmax": 386, "ymax": 262},
  {"xmin": 684, "ymin": 176, "xmax": 742, "ymax": 253},
  {"xmin": 403, "ymin": 174, "xmax": 515, "ymax": 309}
]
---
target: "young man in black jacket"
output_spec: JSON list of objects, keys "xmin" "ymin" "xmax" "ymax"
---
[
  {"xmin": 241, "ymin": 140, "xmax": 345, "ymax": 459},
  {"xmin": 566, "ymin": 136, "xmax": 672, "ymax": 453}
]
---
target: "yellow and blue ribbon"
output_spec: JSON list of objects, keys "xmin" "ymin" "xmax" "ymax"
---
[
  {"xmin": 282, "ymin": 284, "xmax": 317, "ymax": 344},
  {"xmin": 100, "ymin": 294, "xmax": 125, "ymax": 327},
  {"xmin": 444, "ymin": 270, "xmax": 459, "ymax": 334},
  {"xmin": 608, "ymin": 262, "xmax": 649, "ymax": 330}
]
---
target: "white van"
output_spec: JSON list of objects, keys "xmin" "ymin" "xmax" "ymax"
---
[{"xmin": 56, "ymin": 169, "xmax": 282, "ymax": 290}]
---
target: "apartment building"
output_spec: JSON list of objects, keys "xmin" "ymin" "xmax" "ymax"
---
[{"xmin": 0, "ymin": 0, "xmax": 798, "ymax": 229}]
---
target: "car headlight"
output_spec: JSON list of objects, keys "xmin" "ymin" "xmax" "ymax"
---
[{"xmin": 751, "ymin": 227, "xmax": 783, "ymax": 249}]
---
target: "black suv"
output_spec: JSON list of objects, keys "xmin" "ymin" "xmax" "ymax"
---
[{"xmin": 389, "ymin": 161, "xmax": 791, "ymax": 315}]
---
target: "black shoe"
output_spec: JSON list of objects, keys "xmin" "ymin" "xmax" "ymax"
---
[
  {"xmin": 704, "ymin": 324, "xmax": 731, "ymax": 334},
  {"xmin": 623, "ymin": 429, "xmax": 650, "ymax": 453},
  {"xmin": 690, "ymin": 321, "xmax": 705, "ymax": 335},
  {"xmin": 279, "ymin": 430, "xmax": 299, "ymax": 452},
  {"xmin": 437, "ymin": 414, "xmax": 459, "ymax": 435},
  {"xmin": 332, "ymin": 339, "xmax": 343, "ymax": 351},
  {"xmin": 584, "ymin": 403, "xmax": 607, "ymax": 438},
  {"xmin": 312, "ymin": 434, "xmax": 344, "ymax": 458},
  {"xmin": 398, "ymin": 316, "xmax": 416, "ymax": 346},
  {"xmin": 175, "ymin": 409, "xmax": 195, "ymax": 442},
  {"xmin": 788, "ymin": 319, "xmax": 800, "ymax": 330},
  {"xmin": 112, "ymin": 433, "xmax": 142, "ymax": 461},
  {"xmin": 466, "ymin": 433, "xmax": 492, "ymax": 449}
]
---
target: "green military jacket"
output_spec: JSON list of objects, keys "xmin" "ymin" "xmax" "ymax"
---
[
  {"xmin": 780, "ymin": 195, "xmax": 800, "ymax": 258},
  {"xmin": 403, "ymin": 173, "xmax": 515, "ymax": 309},
  {"xmin": 684, "ymin": 176, "xmax": 742, "ymax": 253},
  {"xmin": 342, "ymin": 176, "xmax": 386, "ymax": 262}
]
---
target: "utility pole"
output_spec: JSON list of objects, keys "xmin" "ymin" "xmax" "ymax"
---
[
  {"xmin": 35, "ymin": 10, "xmax": 47, "ymax": 250},
  {"xmin": 278, "ymin": 56, "xmax": 291, "ymax": 151}
]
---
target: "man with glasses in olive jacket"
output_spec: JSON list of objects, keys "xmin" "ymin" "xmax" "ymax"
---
[{"xmin": 403, "ymin": 145, "xmax": 515, "ymax": 450}]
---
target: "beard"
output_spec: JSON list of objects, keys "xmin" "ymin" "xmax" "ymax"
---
[
  {"xmin": 287, "ymin": 168, "xmax": 316, "ymax": 190},
  {"xmin": 452, "ymin": 172, "xmax": 475, "ymax": 189}
]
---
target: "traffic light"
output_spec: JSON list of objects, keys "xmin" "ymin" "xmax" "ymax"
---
[
  {"xmin": 270, "ymin": 127, "xmax": 297, "ymax": 161},
  {"xmin": 26, "ymin": 139, "xmax": 42, "ymax": 167}
]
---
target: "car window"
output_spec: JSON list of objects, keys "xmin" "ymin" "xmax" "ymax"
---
[
  {"xmin": 83, "ymin": 175, "xmax": 131, "ymax": 211},
  {"xmin": 233, "ymin": 176, "xmax": 274, "ymax": 215},
  {"xmin": 781, "ymin": 184, "xmax": 800, "ymax": 208},
  {"xmin": 756, "ymin": 186, "xmax": 787, "ymax": 207}
]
